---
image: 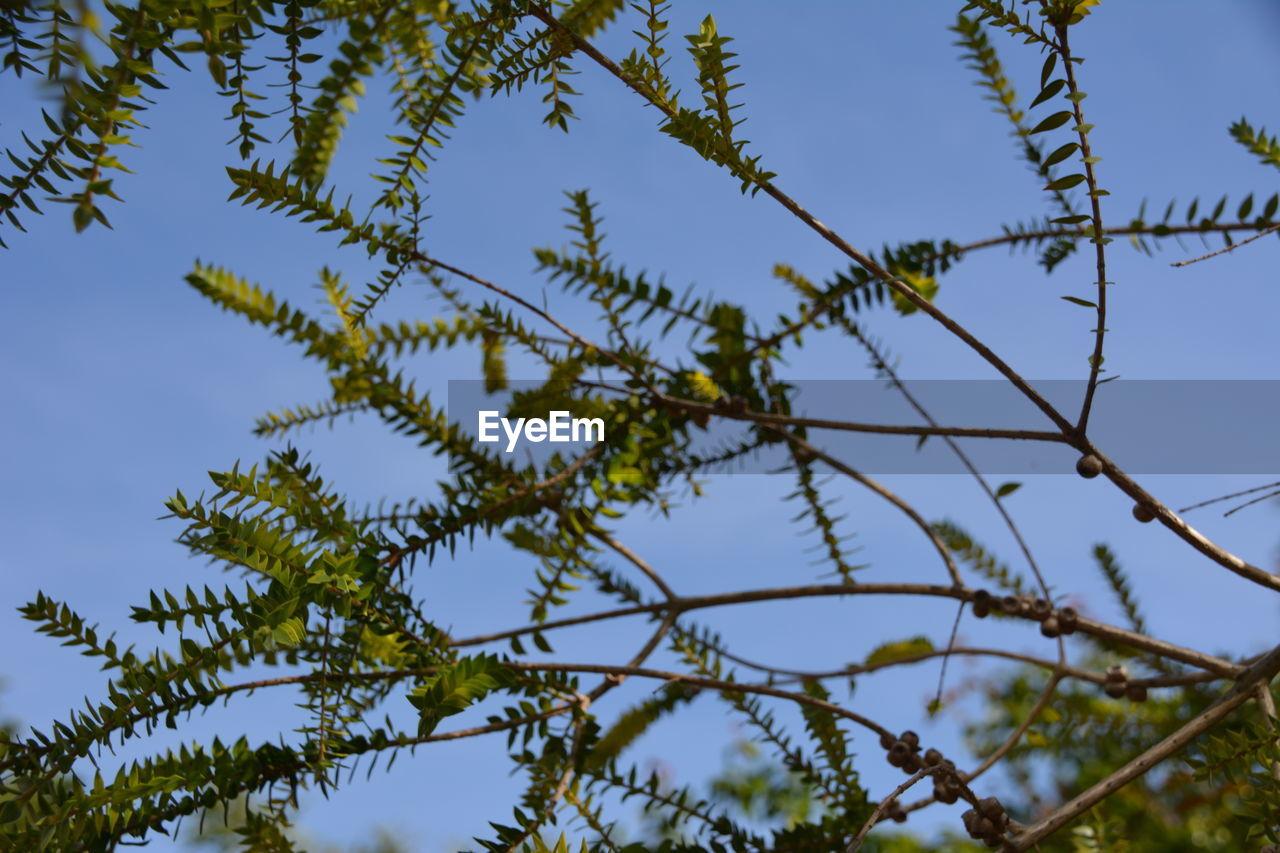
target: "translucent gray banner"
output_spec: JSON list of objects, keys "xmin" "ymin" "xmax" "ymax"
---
[{"xmin": 447, "ymin": 380, "xmax": 1279, "ymax": 474}]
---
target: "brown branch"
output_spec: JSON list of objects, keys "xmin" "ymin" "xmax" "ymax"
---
[
  {"xmin": 512, "ymin": 661, "xmax": 891, "ymax": 737},
  {"xmin": 1084, "ymin": 446, "xmax": 1280, "ymax": 592},
  {"xmin": 1011, "ymin": 643, "xmax": 1280, "ymax": 849},
  {"xmin": 952, "ymin": 218, "xmax": 1274, "ymax": 257},
  {"xmin": 656, "ymin": 392, "xmax": 1069, "ymax": 444},
  {"xmin": 1056, "ymin": 25, "xmax": 1111, "ymax": 435},
  {"xmin": 451, "ymin": 581, "xmax": 1239, "ymax": 675}
]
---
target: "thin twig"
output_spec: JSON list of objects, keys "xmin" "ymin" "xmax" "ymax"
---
[
  {"xmin": 1178, "ymin": 479, "xmax": 1280, "ymax": 513},
  {"xmin": 846, "ymin": 766, "xmax": 944, "ymax": 852},
  {"xmin": 1057, "ymin": 25, "xmax": 1111, "ymax": 435},
  {"xmin": 1171, "ymin": 221, "xmax": 1280, "ymax": 267}
]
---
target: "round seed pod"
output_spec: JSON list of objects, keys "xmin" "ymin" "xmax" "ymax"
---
[
  {"xmin": 936, "ymin": 784, "xmax": 959, "ymax": 805},
  {"xmin": 1040, "ymin": 616, "xmax": 1060, "ymax": 638},
  {"xmin": 1030, "ymin": 598, "xmax": 1052, "ymax": 620},
  {"xmin": 961, "ymin": 809, "xmax": 978, "ymax": 832},
  {"xmin": 973, "ymin": 816, "xmax": 996, "ymax": 837},
  {"xmin": 904, "ymin": 753, "xmax": 924, "ymax": 773},
  {"xmin": 891, "ymin": 809, "xmax": 907, "ymax": 824},
  {"xmin": 1105, "ymin": 681, "xmax": 1127, "ymax": 699},
  {"xmin": 793, "ymin": 445, "xmax": 816, "ymax": 464},
  {"xmin": 1076, "ymin": 454, "xmax": 1104, "ymax": 478},
  {"xmin": 979, "ymin": 797, "xmax": 1004, "ymax": 820},
  {"xmin": 1000, "ymin": 595, "xmax": 1021, "ymax": 615},
  {"xmin": 973, "ymin": 602, "xmax": 990, "ymax": 619},
  {"xmin": 1105, "ymin": 664, "xmax": 1129, "ymax": 683},
  {"xmin": 924, "ymin": 748, "xmax": 943, "ymax": 767},
  {"xmin": 973, "ymin": 589, "xmax": 992, "ymax": 607},
  {"xmin": 900, "ymin": 730, "xmax": 920, "ymax": 749},
  {"xmin": 1132, "ymin": 502, "xmax": 1156, "ymax": 523},
  {"xmin": 1057, "ymin": 606, "xmax": 1078, "ymax": 634},
  {"xmin": 1126, "ymin": 684, "xmax": 1149, "ymax": 702},
  {"xmin": 1016, "ymin": 595, "xmax": 1033, "ymax": 616},
  {"xmin": 879, "ymin": 731, "xmax": 896, "ymax": 750},
  {"xmin": 888, "ymin": 740, "xmax": 910, "ymax": 766}
]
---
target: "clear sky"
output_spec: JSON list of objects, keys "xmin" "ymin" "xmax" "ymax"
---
[{"xmin": 3, "ymin": 2, "xmax": 1280, "ymax": 849}]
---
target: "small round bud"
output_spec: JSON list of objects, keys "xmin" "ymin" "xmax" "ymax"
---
[
  {"xmin": 1105, "ymin": 682, "xmax": 1127, "ymax": 699},
  {"xmin": 888, "ymin": 740, "xmax": 910, "ymax": 766},
  {"xmin": 1030, "ymin": 598, "xmax": 1052, "ymax": 620},
  {"xmin": 973, "ymin": 602, "xmax": 989, "ymax": 619},
  {"xmin": 924, "ymin": 748, "xmax": 943, "ymax": 767},
  {"xmin": 979, "ymin": 797, "xmax": 1004, "ymax": 819},
  {"xmin": 1040, "ymin": 616, "xmax": 1060, "ymax": 638},
  {"xmin": 1000, "ymin": 595, "xmax": 1021, "ymax": 615},
  {"xmin": 1058, "ymin": 606, "xmax": 1078, "ymax": 634},
  {"xmin": 973, "ymin": 589, "xmax": 992, "ymax": 607},
  {"xmin": 900, "ymin": 730, "xmax": 920, "ymax": 749},
  {"xmin": 936, "ymin": 784, "xmax": 959, "ymax": 805},
  {"xmin": 1126, "ymin": 684, "xmax": 1149, "ymax": 703},
  {"xmin": 973, "ymin": 816, "xmax": 996, "ymax": 837},
  {"xmin": 879, "ymin": 731, "xmax": 895, "ymax": 750},
  {"xmin": 1132, "ymin": 503, "xmax": 1156, "ymax": 523},
  {"xmin": 1076, "ymin": 454, "xmax": 1103, "ymax": 478},
  {"xmin": 1105, "ymin": 664, "xmax": 1128, "ymax": 682}
]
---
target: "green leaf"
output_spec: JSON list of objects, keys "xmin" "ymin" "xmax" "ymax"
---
[
  {"xmin": 995, "ymin": 481, "xmax": 1022, "ymax": 498},
  {"xmin": 1043, "ymin": 142, "xmax": 1079, "ymax": 168},
  {"xmin": 408, "ymin": 655, "xmax": 514, "ymax": 737},
  {"xmin": 1030, "ymin": 79, "xmax": 1066, "ymax": 109},
  {"xmin": 1040, "ymin": 53, "xmax": 1058, "ymax": 88},
  {"xmin": 1061, "ymin": 295, "xmax": 1098, "ymax": 307},
  {"xmin": 864, "ymin": 636, "xmax": 934, "ymax": 667},
  {"xmin": 1030, "ymin": 111, "xmax": 1073, "ymax": 134},
  {"xmin": 1045, "ymin": 174, "xmax": 1086, "ymax": 191}
]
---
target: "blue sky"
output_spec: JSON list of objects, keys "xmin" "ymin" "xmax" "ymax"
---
[{"xmin": 3, "ymin": 1, "xmax": 1280, "ymax": 849}]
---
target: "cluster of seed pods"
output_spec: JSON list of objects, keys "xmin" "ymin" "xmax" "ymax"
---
[
  {"xmin": 970, "ymin": 589, "xmax": 1079, "ymax": 638},
  {"xmin": 878, "ymin": 731, "xmax": 980, "ymax": 818},
  {"xmin": 961, "ymin": 797, "xmax": 1012, "ymax": 848}
]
